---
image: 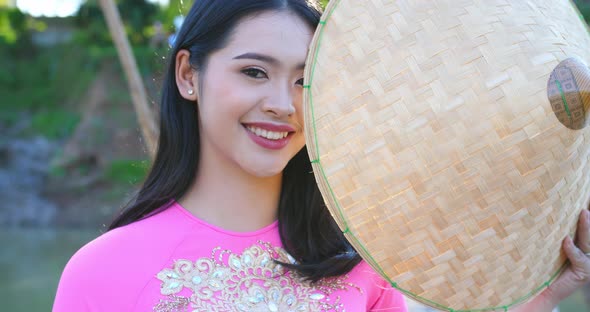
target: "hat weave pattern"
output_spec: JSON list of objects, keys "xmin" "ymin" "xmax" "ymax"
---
[{"xmin": 303, "ymin": 0, "xmax": 590, "ymax": 310}]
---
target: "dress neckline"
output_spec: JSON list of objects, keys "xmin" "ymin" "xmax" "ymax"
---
[{"xmin": 172, "ymin": 200, "xmax": 279, "ymax": 237}]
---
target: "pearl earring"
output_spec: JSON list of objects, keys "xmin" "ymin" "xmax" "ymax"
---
[{"xmin": 188, "ymin": 89, "xmax": 194, "ymax": 95}]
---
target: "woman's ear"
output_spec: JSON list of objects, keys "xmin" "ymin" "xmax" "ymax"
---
[{"xmin": 175, "ymin": 49, "xmax": 199, "ymax": 101}]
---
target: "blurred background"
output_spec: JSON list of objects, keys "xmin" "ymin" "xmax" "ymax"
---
[{"xmin": 0, "ymin": 0, "xmax": 589, "ymax": 311}]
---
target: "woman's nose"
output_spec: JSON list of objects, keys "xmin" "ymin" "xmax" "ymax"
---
[{"xmin": 262, "ymin": 85, "xmax": 296, "ymax": 117}]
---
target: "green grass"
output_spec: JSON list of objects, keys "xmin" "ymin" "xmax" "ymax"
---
[
  {"xmin": 0, "ymin": 45, "xmax": 96, "ymax": 112},
  {"xmin": 29, "ymin": 110, "xmax": 80, "ymax": 140},
  {"xmin": 104, "ymin": 159, "xmax": 150, "ymax": 185}
]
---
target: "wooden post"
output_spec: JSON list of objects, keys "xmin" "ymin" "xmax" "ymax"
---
[{"xmin": 98, "ymin": 0, "xmax": 158, "ymax": 159}]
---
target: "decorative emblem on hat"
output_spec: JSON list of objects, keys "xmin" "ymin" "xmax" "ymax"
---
[{"xmin": 547, "ymin": 57, "xmax": 590, "ymax": 130}]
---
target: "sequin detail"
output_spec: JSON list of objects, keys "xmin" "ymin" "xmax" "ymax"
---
[{"xmin": 154, "ymin": 241, "xmax": 362, "ymax": 312}]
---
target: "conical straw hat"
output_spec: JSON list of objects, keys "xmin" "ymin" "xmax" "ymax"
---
[{"xmin": 303, "ymin": 0, "xmax": 590, "ymax": 311}]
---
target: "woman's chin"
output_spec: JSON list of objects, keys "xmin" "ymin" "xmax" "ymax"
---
[{"xmin": 242, "ymin": 163, "xmax": 287, "ymax": 178}]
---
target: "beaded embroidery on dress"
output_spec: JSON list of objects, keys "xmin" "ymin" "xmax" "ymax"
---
[{"xmin": 153, "ymin": 241, "xmax": 362, "ymax": 312}]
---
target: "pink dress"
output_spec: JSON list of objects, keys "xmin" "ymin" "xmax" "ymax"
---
[{"xmin": 53, "ymin": 201, "xmax": 408, "ymax": 311}]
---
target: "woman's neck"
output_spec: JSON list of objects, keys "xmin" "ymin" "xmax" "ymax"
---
[{"xmin": 178, "ymin": 146, "xmax": 282, "ymax": 232}]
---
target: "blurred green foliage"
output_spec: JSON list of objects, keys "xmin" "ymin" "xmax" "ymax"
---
[
  {"xmin": 0, "ymin": 45, "xmax": 92, "ymax": 110},
  {"xmin": 0, "ymin": 1, "xmax": 167, "ymax": 141},
  {"xmin": 29, "ymin": 110, "xmax": 81, "ymax": 140},
  {"xmin": 0, "ymin": 41, "xmax": 96, "ymax": 138},
  {"xmin": 0, "ymin": 7, "xmax": 29, "ymax": 45},
  {"xmin": 160, "ymin": 0, "xmax": 193, "ymax": 27},
  {"xmin": 105, "ymin": 159, "xmax": 150, "ymax": 185},
  {"xmin": 75, "ymin": 0, "xmax": 159, "ymax": 46}
]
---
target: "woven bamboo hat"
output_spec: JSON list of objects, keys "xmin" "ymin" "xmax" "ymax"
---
[{"xmin": 303, "ymin": 0, "xmax": 590, "ymax": 311}]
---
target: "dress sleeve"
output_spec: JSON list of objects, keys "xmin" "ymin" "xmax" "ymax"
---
[
  {"xmin": 52, "ymin": 246, "xmax": 100, "ymax": 311},
  {"xmin": 52, "ymin": 230, "xmax": 139, "ymax": 312}
]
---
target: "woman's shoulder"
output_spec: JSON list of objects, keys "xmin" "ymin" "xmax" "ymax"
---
[
  {"xmin": 53, "ymin": 207, "xmax": 194, "ymax": 311},
  {"xmin": 71, "ymin": 207, "xmax": 190, "ymax": 263}
]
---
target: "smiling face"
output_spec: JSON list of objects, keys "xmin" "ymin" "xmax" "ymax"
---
[{"xmin": 185, "ymin": 10, "xmax": 313, "ymax": 178}]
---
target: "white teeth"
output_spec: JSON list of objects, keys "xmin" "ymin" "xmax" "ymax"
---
[{"xmin": 246, "ymin": 126, "xmax": 289, "ymax": 140}]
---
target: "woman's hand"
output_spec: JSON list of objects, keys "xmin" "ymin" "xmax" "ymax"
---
[{"xmin": 513, "ymin": 208, "xmax": 590, "ymax": 312}]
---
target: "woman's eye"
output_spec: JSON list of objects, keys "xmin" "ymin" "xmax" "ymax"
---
[
  {"xmin": 242, "ymin": 68, "xmax": 268, "ymax": 79},
  {"xmin": 295, "ymin": 78, "xmax": 304, "ymax": 86}
]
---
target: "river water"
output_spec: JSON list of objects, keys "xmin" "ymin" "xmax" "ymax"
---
[{"xmin": 0, "ymin": 227, "xmax": 99, "ymax": 311}]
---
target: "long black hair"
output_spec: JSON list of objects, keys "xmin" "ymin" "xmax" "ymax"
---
[{"xmin": 109, "ymin": 0, "xmax": 361, "ymax": 282}]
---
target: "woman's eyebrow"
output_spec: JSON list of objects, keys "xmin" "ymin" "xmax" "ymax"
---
[{"xmin": 233, "ymin": 52, "xmax": 305, "ymax": 69}]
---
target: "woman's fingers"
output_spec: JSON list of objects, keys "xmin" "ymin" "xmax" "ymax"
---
[
  {"xmin": 562, "ymin": 209, "xmax": 590, "ymax": 282},
  {"xmin": 563, "ymin": 235, "xmax": 590, "ymax": 281},
  {"xmin": 544, "ymin": 210, "xmax": 590, "ymax": 306},
  {"xmin": 575, "ymin": 209, "xmax": 590, "ymax": 254}
]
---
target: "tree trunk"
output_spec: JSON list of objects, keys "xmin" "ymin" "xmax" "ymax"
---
[{"xmin": 97, "ymin": 0, "xmax": 158, "ymax": 159}]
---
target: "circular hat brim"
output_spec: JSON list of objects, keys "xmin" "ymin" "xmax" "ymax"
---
[{"xmin": 303, "ymin": 0, "xmax": 590, "ymax": 310}]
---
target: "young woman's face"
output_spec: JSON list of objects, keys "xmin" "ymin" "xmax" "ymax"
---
[{"xmin": 195, "ymin": 11, "xmax": 313, "ymax": 177}]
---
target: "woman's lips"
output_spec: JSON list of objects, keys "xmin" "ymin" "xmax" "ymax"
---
[{"xmin": 243, "ymin": 123, "xmax": 295, "ymax": 150}]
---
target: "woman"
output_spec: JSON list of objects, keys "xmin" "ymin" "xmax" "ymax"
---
[{"xmin": 53, "ymin": 0, "xmax": 590, "ymax": 311}]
